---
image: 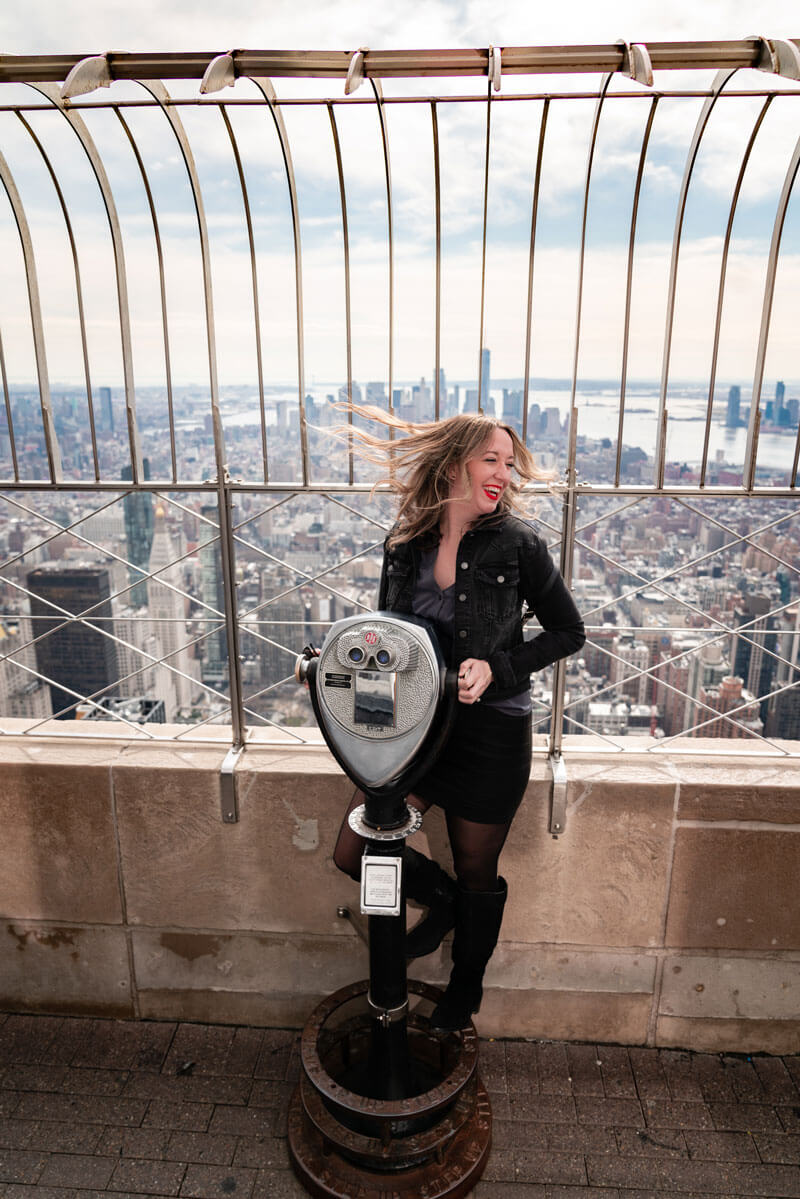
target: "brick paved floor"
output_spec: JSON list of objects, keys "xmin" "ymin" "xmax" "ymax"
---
[{"xmin": 0, "ymin": 1011, "xmax": 798, "ymax": 1197}]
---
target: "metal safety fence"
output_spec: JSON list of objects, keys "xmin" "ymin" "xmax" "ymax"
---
[{"xmin": 0, "ymin": 39, "xmax": 798, "ymax": 758}]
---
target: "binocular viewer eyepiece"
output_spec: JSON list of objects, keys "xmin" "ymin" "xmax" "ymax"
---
[{"xmin": 296, "ymin": 613, "xmax": 456, "ymax": 822}]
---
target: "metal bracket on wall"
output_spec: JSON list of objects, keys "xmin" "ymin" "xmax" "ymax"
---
[
  {"xmin": 220, "ymin": 745, "xmax": 244, "ymax": 823},
  {"xmin": 548, "ymin": 754, "xmax": 568, "ymax": 837}
]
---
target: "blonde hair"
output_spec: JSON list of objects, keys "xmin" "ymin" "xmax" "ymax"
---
[{"xmin": 331, "ymin": 404, "xmax": 556, "ymax": 547}]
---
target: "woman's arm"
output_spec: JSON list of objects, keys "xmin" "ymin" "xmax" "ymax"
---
[{"xmin": 487, "ymin": 569, "xmax": 585, "ymax": 692}]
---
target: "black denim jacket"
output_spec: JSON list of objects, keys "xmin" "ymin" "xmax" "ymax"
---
[{"xmin": 377, "ymin": 513, "xmax": 586, "ymax": 702}]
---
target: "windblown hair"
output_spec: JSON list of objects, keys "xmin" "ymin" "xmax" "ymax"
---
[{"xmin": 331, "ymin": 403, "xmax": 556, "ymax": 547}]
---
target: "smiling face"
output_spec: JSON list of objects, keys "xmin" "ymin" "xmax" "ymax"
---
[{"xmin": 450, "ymin": 425, "xmax": 515, "ymax": 522}]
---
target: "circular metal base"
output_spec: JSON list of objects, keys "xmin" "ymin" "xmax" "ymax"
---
[
  {"xmin": 288, "ymin": 1079, "xmax": 491, "ymax": 1199},
  {"xmin": 288, "ymin": 979, "xmax": 492, "ymax": 1199},
  {"xmin": 348, "ymin": 803, "xmax": 424, "ymax": 842}
]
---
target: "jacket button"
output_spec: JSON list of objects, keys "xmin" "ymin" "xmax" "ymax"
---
[
  {"xmin": 460, "ymin": 561, "xmax": 469, "ymax": 569},
  {"xmin": 497, "ymin": 574, "xmax": 505, "ymax": 583},
  {"xmin": 458, "ymin": 629, "xmax": 467, "ymax": 638},
  {"xmin": 458, "ymin": 593, "xmax": 466, "ymax": 602}
]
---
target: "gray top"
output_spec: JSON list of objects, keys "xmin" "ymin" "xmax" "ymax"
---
[{"xmin": 412, "ymin": 549, "xmax": 531, "ymax": 716}]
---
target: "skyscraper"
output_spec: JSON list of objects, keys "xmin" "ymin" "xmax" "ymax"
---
[
  {"xmin": 198, "ymin": 504, "xmax": 227, "ymax": 688},
  {"xmin": 725, "ymin": 385, "xmax": 741, "ymax": 428},
  {"xmin": 122, "ymin": 458, "xmax": 154, "ymax": 608},
  {"xmin": 26, "ymin": 565, "xmax": 119, "ymax": 719},
  {"xmin": 480, "ymin": 347, "xmax": 490, "ymax": 414}
]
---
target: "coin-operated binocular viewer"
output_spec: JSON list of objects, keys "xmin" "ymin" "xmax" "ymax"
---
[{"xmin": 290, "ymin": 614, "xmax": 492, "ymax": 1199}]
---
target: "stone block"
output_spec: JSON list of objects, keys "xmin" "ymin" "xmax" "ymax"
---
[
  {"xmin": 0, "ymin": 762, "xmax": 121, "ymax": 923},
  {"xmin": 665, "ymin": 828, "xmax": 800, "ymax": 950},
  {"xmin": 501, "ymin": 764, "xmax": 675, "ymax": 948},
  {"xmin": 656, "ymin": 1015, "xmax": 800, "ymax": 1056},
  {"xmin": 675, "ymin": 760, "xmax": 800, "ymax": 823},
  {"xmin": 476, "ymin": 987, "xmax": 652, "ymax": 1044},
  {"xmin": 113, "ymin": 750, "xmax": 354, "ymax": 931},
  {"xmin": 0, "ymin": 922, "xmax": 132, "ymax": 1017},
  {"xmin": 490, "ymin": 944, "xmax": 657, "ymax": 996},
  {"xmin": 133, "ymin": 928, "xmax": 364, "ymax": 1028},
  {"xmin": 659, "ymin": 954, "xmax": 799, "ymax": 1020}
]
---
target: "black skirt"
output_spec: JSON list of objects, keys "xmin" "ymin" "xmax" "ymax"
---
[{"xmin": 411, "ymin": 703, "xmax": 532, "ymax": 825}]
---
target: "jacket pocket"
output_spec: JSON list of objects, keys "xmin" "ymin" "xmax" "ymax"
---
[
  {"xmin": 476, "ymin": 565, "xmax": 520, "ymax": 622},
  {"xmin": 383, "ymin": 562, "xmax": 411, "ymax": 609}
]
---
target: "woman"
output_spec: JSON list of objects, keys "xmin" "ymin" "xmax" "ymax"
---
[{"xmin": 332, "ymin": 408, "xmax": 585, "ymax": 1030}]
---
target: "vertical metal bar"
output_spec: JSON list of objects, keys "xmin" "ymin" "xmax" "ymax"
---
[
  {"xmin": 477, "ymin": 77, "xmax": 492, "ymax": 414},
  {"xmin": 0, "ymin": 145, "xmax": 61, "ymax": 483},
  {"xmin": 701, "ymin": 95, "xmax": 773, "ymax": 487},
  {"xmin": 522, "ymin": 98, "xmax": 549, "ymax": 447},
  {"xmin": 431, "ymin": 100, "xmax": 441, "ymax": 421},
  {"xmin": 370, "ymin": 79, "xmax": 394, "ymax": 416},
  {"xmin": 615, "ymin": 96, "xmax": 658, "ymax": 487},
  {"xmin": 654, "ymin": 68, "xmax": 737, "ymax": 488},
  {"xmin": 28, "ymin": 82, "xmax": 142, "ymax": 483},
  {"xmin": 16, "ymin": 111, "xmax": 99, "ymax": 481},
  {"xmin": 746, "ymin": 123, "xmax": 800, "ymax": 491},
  {"xmin": 548, "ymin": 475, "xmax": 579, "ymax": 758},
  {"xmin": 327, "ymin": 102, "xmax": 354, "ymax": 484},
  {"xmin": 0, "ymin": 327, "xmax": 19, "ymax": 481},
  {"xmin": 114, "ymin": 109, "xmax": 178, "ymax": 483},
  {"xmin": 219, "ymin": 103, "xmax": 269, "ymax": 485},
  {"xmin": 250, "ymin": 78, "xmax": 308, "ymax": 485},
  {"xmin": 216, "ymin": 474, "xmax": 246, "ymax": 748}
]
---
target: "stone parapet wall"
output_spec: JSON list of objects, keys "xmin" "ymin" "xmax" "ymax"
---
[{"xmin": 0, "ymin": 728, "xmax": 798, "ymax": 1053}]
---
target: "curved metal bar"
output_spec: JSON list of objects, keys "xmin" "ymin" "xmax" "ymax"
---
[
  {"xmin": 654, "ymin": 67, "xmax": 738, "ymax": 488},
  {"xmin": 477, "ymin": 75, "xmax": 493, "ymax": 413},
  {"xmin": 568, "ymin": 72, "xmax": 615, "ymax": 420},
  {"xmin": 16, "ymin": 111, "xmax": 99, "ymax": 480},
  {"xmin": 0, "ymin": 323, "xmax": 19, "ymax": 481},
  {"xmin": 249, "ymin": 77, "xmax": 308, "ymax": 484},
  {"xmin": 327, "ymin": 102, "xmax": 354, "ymax": 484},
  {"xmin": 133, "ymin": 79, "xmax": 247, "ymax": 747},
  {"xmin": 27, "ymin": 82, "xmax": 141, "ymax": 483},
  {"xmin": 522, "ymin": 97, "xmax": 549, "ymax": 445},
  {"xmin": 431, "ymin": 100, "xmax": 441, "ymax": 420},
  {"xmin": 746, "ymin": 120, "xmax": 800, "ymax": 490},
  {"xmin": 132, "ymin": 79, "xmax": 224, "ymax": 479},
  {"xmin": 113, "ymin": 108, "xmax": 177, "ymax": 483},
  {"xmin": 0, "ymin": 144, "xmax": 61, "ymax": 482},
  {"xmin": 615, "ymin": 95, "xmax": 659, "ymax": 487},
  {"xmin": 370, "ymin": 78, "xmax": 394, "ymax": 415},
  {"xmin": 701, "ymin": 95, "xmax": 774, "ymax": 486},
  {"xmin": 219, "ymin": 102, "xmax": 268, "ymax": 484}
]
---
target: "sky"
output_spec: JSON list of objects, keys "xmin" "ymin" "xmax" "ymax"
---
[{"xmin": 1, "ymin": 0, "xmax": 799, "ymax": 393}]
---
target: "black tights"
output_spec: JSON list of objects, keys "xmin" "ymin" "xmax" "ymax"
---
[{"xmin": 333, "ymin": 789, "xmax": 511, "ymax": 892}]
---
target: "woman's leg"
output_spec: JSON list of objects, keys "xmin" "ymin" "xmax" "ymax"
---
[
  {"xmin": 430, "ymin": 812, "xmax": 513, "ymax": 1030},
  {"xmin": 332, "ymin": 788, "xmax": 432, "ymax": 881},
  {"xmin": 445, "ymin": 812, "xmax": 512, "ymax": 891}
]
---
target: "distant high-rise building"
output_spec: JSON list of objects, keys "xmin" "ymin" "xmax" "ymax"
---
[
  {"xmin": 122, "ymin": 458, "xmax": 153, "ymax": 608},
  {"xmin": 689, "ymin": 675, "xmax": 762, "ymax": 739},
  {"xmin": 199, "ymin": 504, "xmax": 227, "ymax": 688},
  {"xmin": 765, "ymin": 602, "xmax": 800, "ymax": 739},
  {"xmin": 731, "ymin": 594, "xmax": 777, "ymax": 722},
  {"xmin": 99, "ymin": 386, "xmax": 113, "ymax": 434},
  {"xmin": 726, "ymin": 385, "xmax": 741, "ymax": 428},
  {"xmin": 27, "ymin": 565, "xmax": 119, "ymax": 719},
  {"xmin": 480, "ymin": 348, "xmax": 490, "ymax": 413},
  {"xmin": 148, "ymin": 505, "xmax": 196, "ymax": 715},
  {"xmin": 775, "ymin": 379, "xmax": 787, "ymax": 426}
]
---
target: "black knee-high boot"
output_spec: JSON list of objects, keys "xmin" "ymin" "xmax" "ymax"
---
[
  {"xmin": 430, "ymin": 877, "xmax": 507, "ymax": 1030},
  {"xmin": 403, "ymin": 846, "xmax": 457, "ymax": 960}
]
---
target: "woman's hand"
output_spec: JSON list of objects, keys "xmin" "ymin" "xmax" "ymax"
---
[{"xmin": 457, "ymin": 658, "xmax": 493, "ymax": 704}]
